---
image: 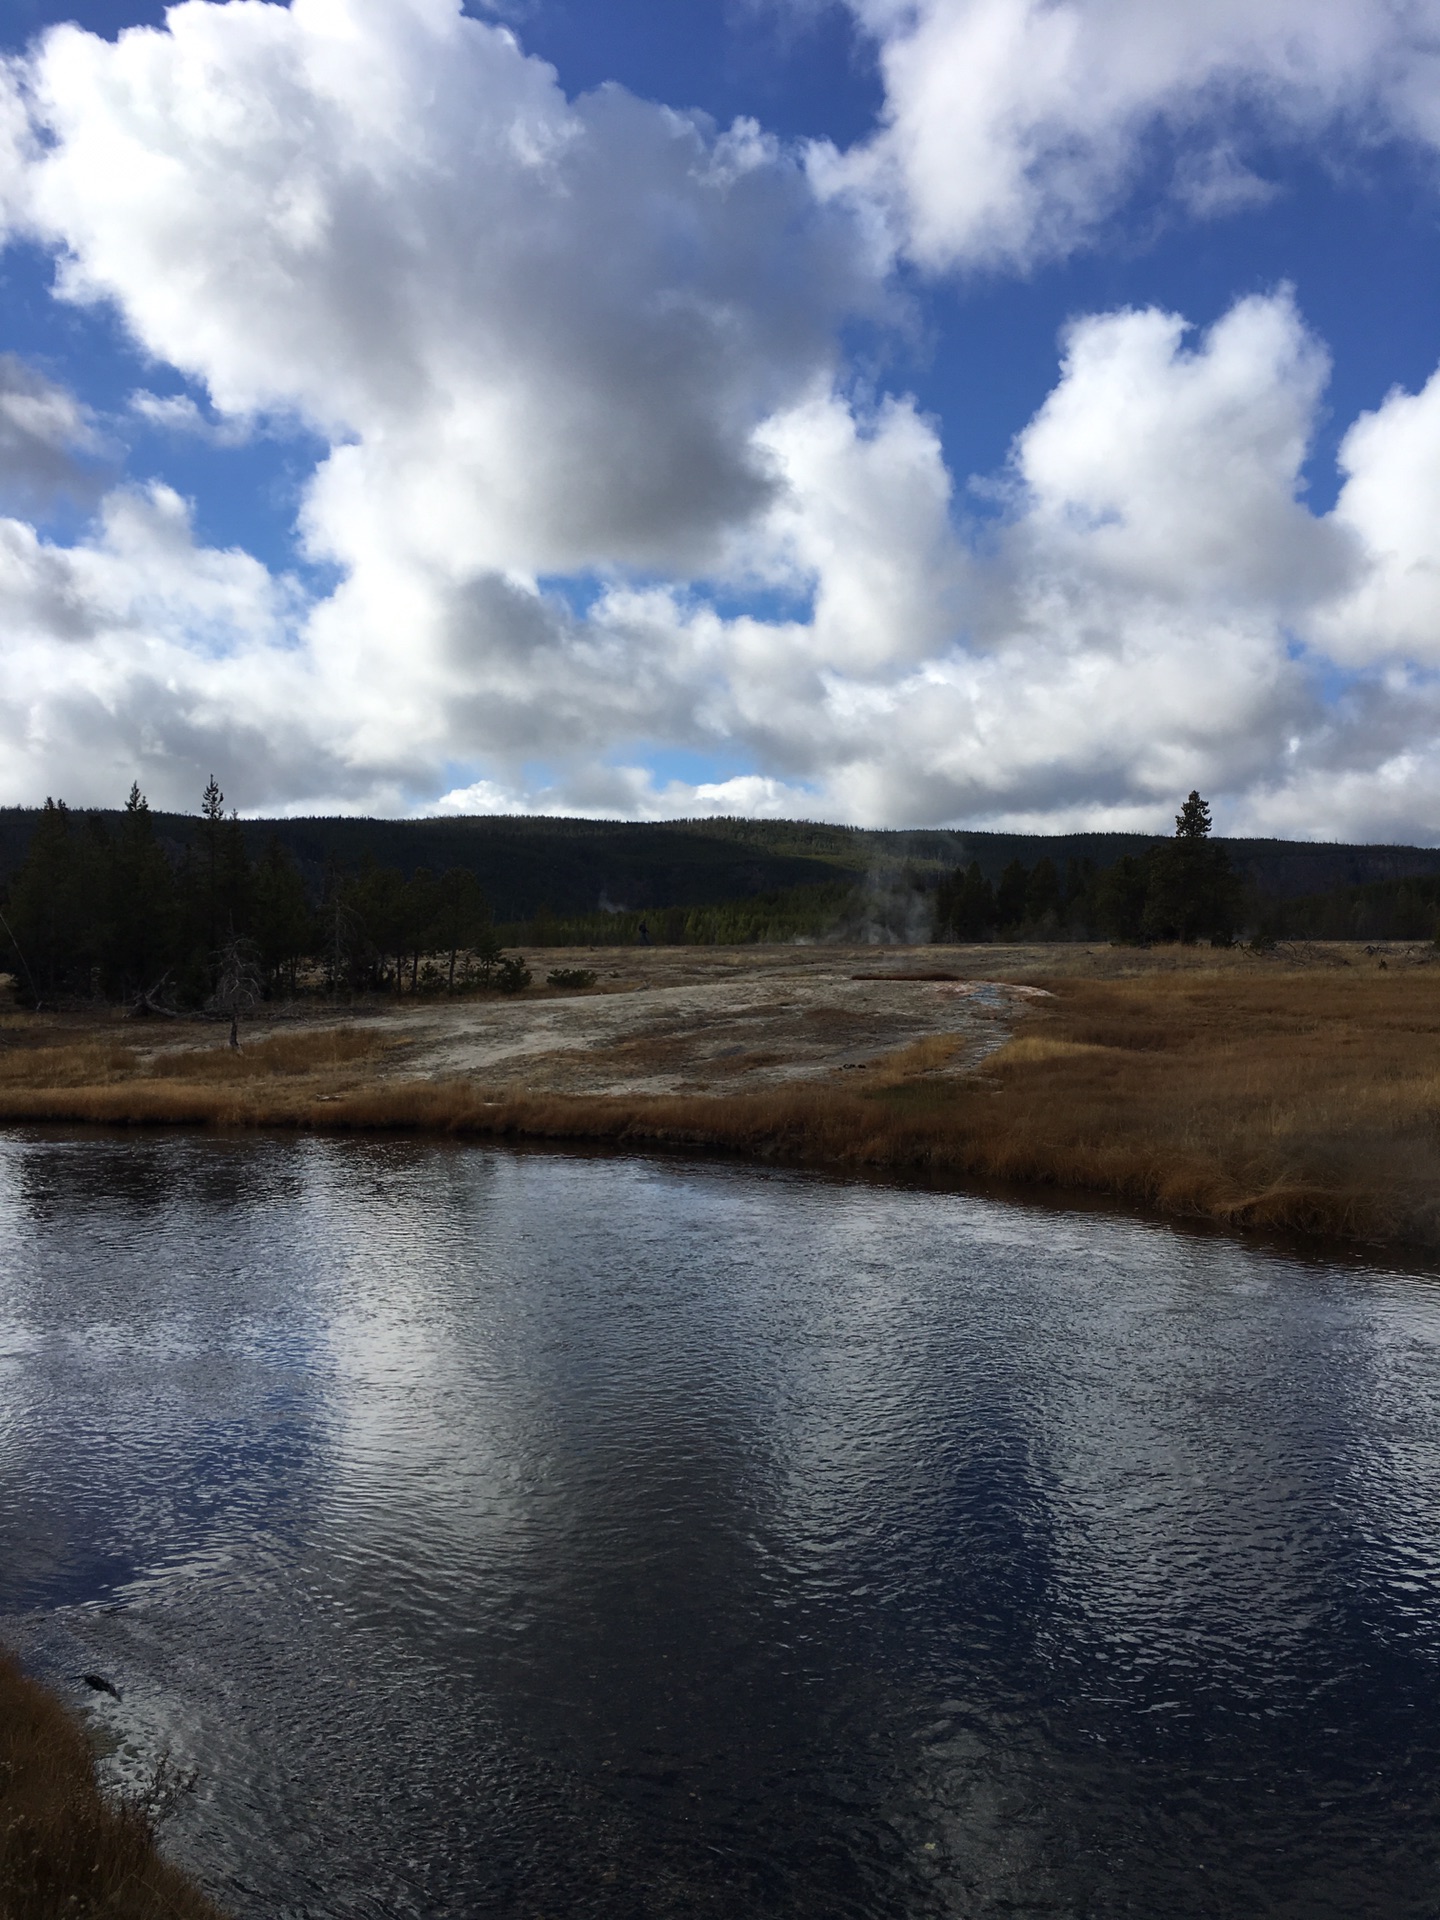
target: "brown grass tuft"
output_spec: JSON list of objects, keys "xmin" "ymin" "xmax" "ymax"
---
[
  {"xmin": 0, "ymin": 1025, "xmax": 389, "ymax": 1101},
  {"xmin": 0, "ymin": 1041, "xmax": 142, "ymax": 1088},
  {"xmin": 0, "ymin": 1651, "xmax": 224, "ymax": 1919},
  {"xmin": 142, "ymin": 1027, "xmax": 389, "ymax": 1081}
]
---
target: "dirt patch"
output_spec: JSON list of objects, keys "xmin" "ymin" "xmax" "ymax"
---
[{"xmin": 369, "ymin": 948, "xmax": 1022, "ymax": 1094}]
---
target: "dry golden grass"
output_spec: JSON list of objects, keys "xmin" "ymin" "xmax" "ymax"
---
[
  {"xmin": 0, "ymin": 1040, "xmax": 141, "ymax": 1088},
  {"xmin": 962, "ymin": 965, "xmax": 1440, "ymax": 1242},
  {"xmin": 0, "ymin": 1025, "xmax": 390, "ymax": 1103},
  {"xmin": 866, "ymin": 1033, "xmax": 969, "ymax": 1083},
  {"xmin": 0, "ymin": 1652, "xmax": 225, "ymax": 1920},
  {"xmin": 0, "ymin": 962, "xmax": 1437, "ymax": 1247},
  {"xmin": 142, "ymin": 1028, "xmax": 388, "ymax": 1081}
]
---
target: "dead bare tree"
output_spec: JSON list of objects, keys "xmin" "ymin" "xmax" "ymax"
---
[
  {"xmin": 211, "ymin": 937, "xmax": 261, "ymax": 1049},
  {"xmin": 0, "ymin": 904, "xmax": 42, "ymax": 1011},
  {"xmin": 129, "ymin": 970, "xmax": 180, "ymax": 1020}
]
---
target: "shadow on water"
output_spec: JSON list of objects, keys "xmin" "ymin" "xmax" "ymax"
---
[
  {"xmin": 2, "ymin": 1129, "xmax": 1440, "ymax": 1916},
  {"xmin": 14, "ymin": 1117, "xmax": 1440, "ymax": 1277}
]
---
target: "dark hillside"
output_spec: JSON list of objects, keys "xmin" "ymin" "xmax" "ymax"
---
[
  {"xmin": 0, "ymin": 808, "xmax": 1437, "ymax": 920},
  {"xmin": 0, "ymin": 811, "xmax": 857, "ymax": 922},
  {"xmin": 691, "ymin": 818, "xmax": 1440, "ymax": 900}
]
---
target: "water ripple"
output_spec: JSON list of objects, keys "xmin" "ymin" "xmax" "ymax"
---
[{"xmin": 1, "ymin": 1135, "xmax": 1439, "ymax": 1915}]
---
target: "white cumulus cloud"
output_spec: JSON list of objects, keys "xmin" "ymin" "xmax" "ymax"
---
[
  {"xmin": 822, "ymin": 0, "xmax": 1440, "ymax": 271},
  {"xmin": 0, "ymin": 481, "xmax": 331, "ymax": 808},
  {"xmin": 25, "ymin": 0, "xmax": 877, "ymax": 579},
  {"xmin": 1317, "ymin": 368, "xmax": 1440, "ymax": 667},
  {"xmin": 1005, "ymin": 290, "xmax": 1348, "ymax": 610},
  {"xmin": 1, "ymin": 1, "xmax": 1440, "ymax": 839}
]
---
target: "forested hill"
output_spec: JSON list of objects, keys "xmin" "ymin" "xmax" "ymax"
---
[{"xmin": 0, "ymin": 808, "xmax": 1437, "ymax": 921}]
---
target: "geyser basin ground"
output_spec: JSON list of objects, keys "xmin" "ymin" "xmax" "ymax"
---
[{"xmin": 0, "ymin": 939, "xmax": 1435, "ymax": 1247}]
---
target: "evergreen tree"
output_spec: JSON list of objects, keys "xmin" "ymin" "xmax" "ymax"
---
[
  {"xmin": 176, "ymin": 775, "xmax": 252, "ymax": 998},
  {"xmin": 217, "ymin": 808, "xmax": 253, "ymax": 944},
  {"xmin": 190, "ymin": 776, "xmax": 253, "ymax": 966},
  {"xmin": 1062, "ymin": 857, "xmax": 1099, "ymax": 934},
  {"xmin": 995, "ymin": 859, "xmax": 1030, "ymax": 932},
  {"xmin": 936, "ymin": 861, "xmax": 996, "ymax": 941},
  {"xmin": 252, "ymin": 837, "xmax": 312, "ymax": 995},
  {"xmin": 198, "ymin": 774, "xmax": 226, "ymax": 955},
  {"xmin": 4, "ymin": 799, "xmax": 100, "ymax": 1000},
  {"xmin": 347, "ymin": 861, "xmax": 406, "ymax": 991},
  {"xmin": 104, "ymin": 784, "xmax": 178, "ymax": 1001},
  {"xmin": 431, "ymin": 867, "xmax": 491, "ymax": 989},
  {"xmin": 1025, "ymin": 856, "xmax": 1060, "ymax": 927},
  {"xmin": 1143, "ymin": 790, "xmax": 1240, "ymax": 944},
  {"xmin": 400, "ymin": 867, "xmax": 440, "ymax": 991},
  {"xmin": 318, "ymin": 866, "xmax": 360, "ymax": 998},
  {"xmin": 1175, "ymin": 791, "xmax": 1212, "ymax": 840},
  {"xmin": 1095, "ymin": 854, "xmax": 1150, "ymax": 942}
]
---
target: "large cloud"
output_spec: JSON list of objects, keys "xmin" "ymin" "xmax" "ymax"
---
[
  {"xmin": 0, "ymin": 482, "xmax": 333, "ymax": 809},
  {"xmin": 0, "ymin": 283, "xmax": 1435, "ymax": 836},
  {"xmin": 1006, "ymin": 292, "xmax": 1344, "ymax": 607},
  {"xmin": 24, "ymin": 0, "xmax": 878, "ymax": 578},
  {"xmin": 591, "ymin": 294, "xmax": 1346, "ymax": 830},
  {"xmin": 820, "ymin": 0, "xmax": 1440, "ymax": 271},
  {"xmin": 1317, "ymin": 369, "xmax": 1440, "ymax": 667},
  {"xmin": 2, "ymin": 0, "xmax": 1440, "ymax": 838}
]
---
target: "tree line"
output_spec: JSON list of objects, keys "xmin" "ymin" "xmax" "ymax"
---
[
  {"xmin": 0, "ymin": 780, "xmax": 515, "ymax": 1009},
  {"xmin": 6, "ymin": 781, "xmax": 1431, "ymax": 1008},
  {"xmin": 1252, "ymin": 873, "xmax": 1440, "ymax": 944},
  {"xmin": 935, "ymin": 793, "xmax": 1241, "ymax": 945},
  {"xmin": 499, "ymin": 882, "xmax": 857, "ymax": 950}
]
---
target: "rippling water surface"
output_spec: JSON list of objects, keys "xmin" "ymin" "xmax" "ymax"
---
[{"xmin": 3, "ymin": 1134, "xmax": 1440, "ymax": 1916}]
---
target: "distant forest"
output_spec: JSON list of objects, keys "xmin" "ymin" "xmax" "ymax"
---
[{"xmin": 2, "ymin": 781, "xmax": 1439, "ymax": 1009}]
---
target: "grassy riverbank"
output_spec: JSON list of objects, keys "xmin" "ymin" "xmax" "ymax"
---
[
  {"xmin": 0, "ymin": 1653, "xmax": 222, "ymax": 1919},
  {"xmin": 0, "ymin": 948, "xmax": 1434, "ymax": 1247}
]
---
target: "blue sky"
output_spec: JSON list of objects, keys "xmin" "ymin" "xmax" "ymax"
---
[{"xmin": 3, "ymin": 0, "xmax": 1440, "ymax": 837}]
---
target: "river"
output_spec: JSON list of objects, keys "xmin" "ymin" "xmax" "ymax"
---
[{"xmin": 2, "ymin": 1132, "xmax": 1439, "ymax": 1917}]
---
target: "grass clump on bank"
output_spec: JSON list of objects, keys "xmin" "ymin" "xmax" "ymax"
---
[
  {"xmin": 950, "ymin": 964, "xmax": 1440, "ymax": 1242},
  {"xmin": 0, "ymin": 1652, "xmax": 223, "ymax": 1920},
  {"xmin": 0, "ymin": 1023, "xmax": 393, "ymax": 1110}
]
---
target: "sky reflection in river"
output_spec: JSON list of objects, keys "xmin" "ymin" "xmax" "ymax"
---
[{"xmin": 2, "ymin": 1134, "xmax": 1440, "ymax": 1916}]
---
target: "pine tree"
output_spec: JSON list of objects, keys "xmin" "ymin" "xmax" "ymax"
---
[
  {"xmin": 1095, "ymin": 854, "xmax": 1149, "ymax": 942},
  {"xmin": 198, "ymin": 774, "xmax": 225, "ymax": 955},
  {"xmin": 432, "ymin": 867, "xmax": 491, "ymax": 989},
  {"xmin": 1175, "ymin": 791, "xmax": 1213, "ymax": 840},
  {"xmin": 217, "ymin": 806, "xmax": 254, "ymax": 944},
  {"xmin": 1062, "ymin": 857, "xmax": 1098, "ymax": 934},
  {"xmin": 958, "ymin": 863, "xmax": 997, "ymax": 940},
  {"xmin": 190, "ymin": 775, "xmax": 252, "ymax": 968},
  {"xmin": 401, "ymin": 868, "xmax": 440, "ymax": 991},
  {"xmin": 347, "ymin": 862, "xmax": 407, "ymax": 991},
  {"xmin": 105, "ymin": 784, "xmax": 177, "ymax": 1001},
  {"xmin": 4, "ymin": 799, "xmax": 98, "ymax": 1000},
  {"xmin": 252, "ymin": 838, "xmax": 312, "ymax": 995},
  {"xmin": 1025, "ymin": 856, "xmax": 1060, "ymax": 927},
  {"xmin": 995, "ymin": 859, "xmax": 1030, "ymax": 932},
  {"xmin": 1142, "ymin": 790, "xmax": 1240, "ymax": 944}
]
